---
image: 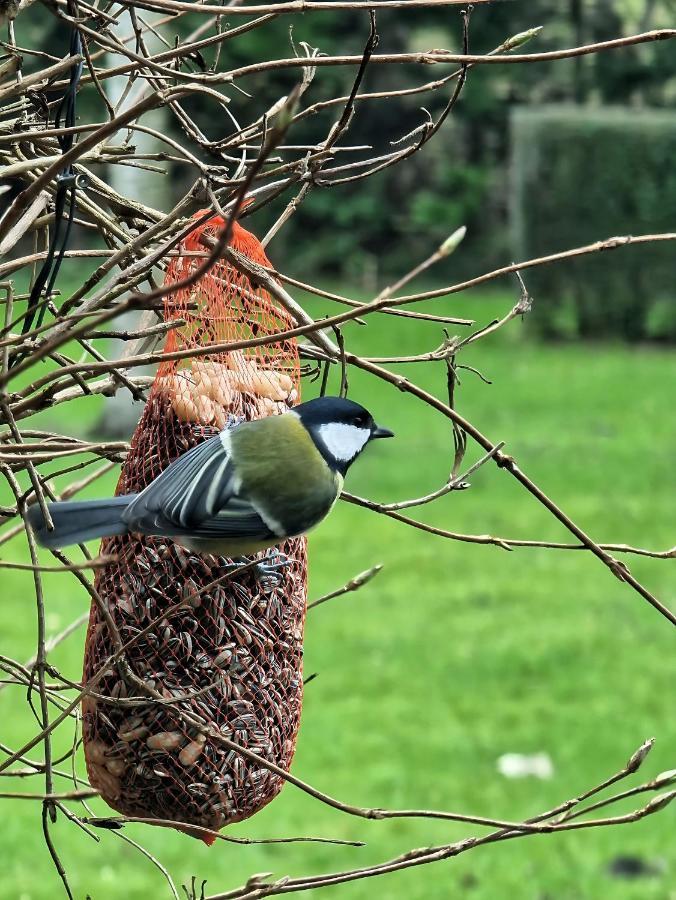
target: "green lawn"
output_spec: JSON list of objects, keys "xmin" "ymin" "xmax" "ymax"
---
[{"xmin": 0, "ymin": 288, "xmax": 674, "ymax": 899}]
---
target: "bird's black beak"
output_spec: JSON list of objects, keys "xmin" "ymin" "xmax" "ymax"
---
[{"xmin": 371, "ymin": 425, "xmax": 394, "ymax": 439}]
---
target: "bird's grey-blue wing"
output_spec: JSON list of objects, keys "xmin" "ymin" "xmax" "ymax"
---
[
  {"xmin": 121, "ymin": 434, "xmax": 274, "ymax": 540},
  {"xmin": 183, "ymin": 497, "xmax": 275, "ymax": 540}
]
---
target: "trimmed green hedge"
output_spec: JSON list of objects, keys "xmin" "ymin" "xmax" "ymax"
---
[{"xmin": 510, "ymin": 106, "xmax": 676, "ymax": 341}]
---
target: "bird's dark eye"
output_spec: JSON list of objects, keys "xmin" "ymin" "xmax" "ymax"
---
[{"xmin": 355, "ymin": 414, "xmax": 368, "ymax": 427}]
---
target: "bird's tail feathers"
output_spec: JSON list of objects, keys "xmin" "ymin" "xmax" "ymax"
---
[{"xmin": 26, "ymin": 495, "xmax": 137, "ymax": 549}]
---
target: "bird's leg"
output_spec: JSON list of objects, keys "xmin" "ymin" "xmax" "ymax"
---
[
  {"xmin": 255, "ymin": 548, "xmax": 292, "ymax": 579},
  {"xmin": 219, "ymin": 549, "xmax": 292, "ymax": 588}
]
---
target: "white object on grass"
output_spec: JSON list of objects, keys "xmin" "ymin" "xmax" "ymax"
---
[{"xmin": 497, "ymin": 752, "xmax": 554, "ymax": 780}]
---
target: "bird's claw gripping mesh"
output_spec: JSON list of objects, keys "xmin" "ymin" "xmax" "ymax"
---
[
  {"xmin": 251, "ymin": 550, "xmax": 293, "ymax": 585},
  {"xmin": 83, "ymin": 215, "xmax": 307, "ymax": 842}
]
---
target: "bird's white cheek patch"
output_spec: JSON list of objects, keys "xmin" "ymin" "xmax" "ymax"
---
[{"xmin": 318, "ymin": 423, "xmax": 370, "ymax": 462}]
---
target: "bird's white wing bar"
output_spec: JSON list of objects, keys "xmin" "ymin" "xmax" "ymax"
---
[
  {"xmin": 170, "ymin": 449, "xmax": 228, "ymax": 527},
  {"xmin": 123, "ymin": 435, "xmax": 237, "ymax": 531},
  {"xmin": 122, "ymin": 432, "xmax": 277, "ymax": 542}
]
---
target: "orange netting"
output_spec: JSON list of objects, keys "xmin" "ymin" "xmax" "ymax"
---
[{"xmin": 83, "ymin": 215, "xmax": 307, "ymax": 842}]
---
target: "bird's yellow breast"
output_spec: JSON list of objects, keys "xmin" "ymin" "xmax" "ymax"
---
[{"xmin": 230, "ymin": 413, "xmax": 340, "ymax": 536}]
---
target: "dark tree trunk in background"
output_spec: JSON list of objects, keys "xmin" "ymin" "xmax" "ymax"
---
[{"xmin": 95, "ymin": 49, "xmax": 169, "ymax": 439}]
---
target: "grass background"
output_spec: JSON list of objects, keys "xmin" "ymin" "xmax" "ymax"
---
[{"xmin": 0, "ymin": 284, "xmax": 674, "ymax": 899}]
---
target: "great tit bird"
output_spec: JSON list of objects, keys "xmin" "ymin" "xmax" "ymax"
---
[{"xmin": 27, "ymin": 396, "xmax": 393, "ymax": 554}]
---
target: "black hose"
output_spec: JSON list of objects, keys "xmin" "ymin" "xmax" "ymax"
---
[{"xmin": 14, "ymin": 11, "xmax": 84, "ymax": 355}]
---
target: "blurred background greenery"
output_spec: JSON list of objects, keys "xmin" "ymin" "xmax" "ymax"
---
[
  {"xmin": 16, "ymin": 0, "xmax": 676, "ymax": 340},
  {"xmin": 2, "ymin": 1, "xmax": 676, "ymax": 898}
]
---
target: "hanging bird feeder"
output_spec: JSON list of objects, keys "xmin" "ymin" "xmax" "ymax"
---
[{"xmin": 82, "ymin": 214, "xmax": 307, "ymax": 842}]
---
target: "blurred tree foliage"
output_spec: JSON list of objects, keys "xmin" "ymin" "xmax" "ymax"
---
[
  {"xmin": 255, "ymin": 0, "xmax": 676, "ymax": 287},
  {"xmin": 512, "ymin": 106, "xmax": 676, "ymax": 341},
  {"xmin": 17, "ymin": 2, "xmax": 676, "ymax": 330}
]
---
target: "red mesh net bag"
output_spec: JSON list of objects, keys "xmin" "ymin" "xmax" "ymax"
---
[{"xmin": 82, "ymin": 215, "xmax": 307, "ymax": 842}]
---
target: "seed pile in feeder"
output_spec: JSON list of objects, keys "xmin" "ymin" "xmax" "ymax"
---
[{"xmin": 83, "ymin": 215, "xmax": 307, "ymax": 841}]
